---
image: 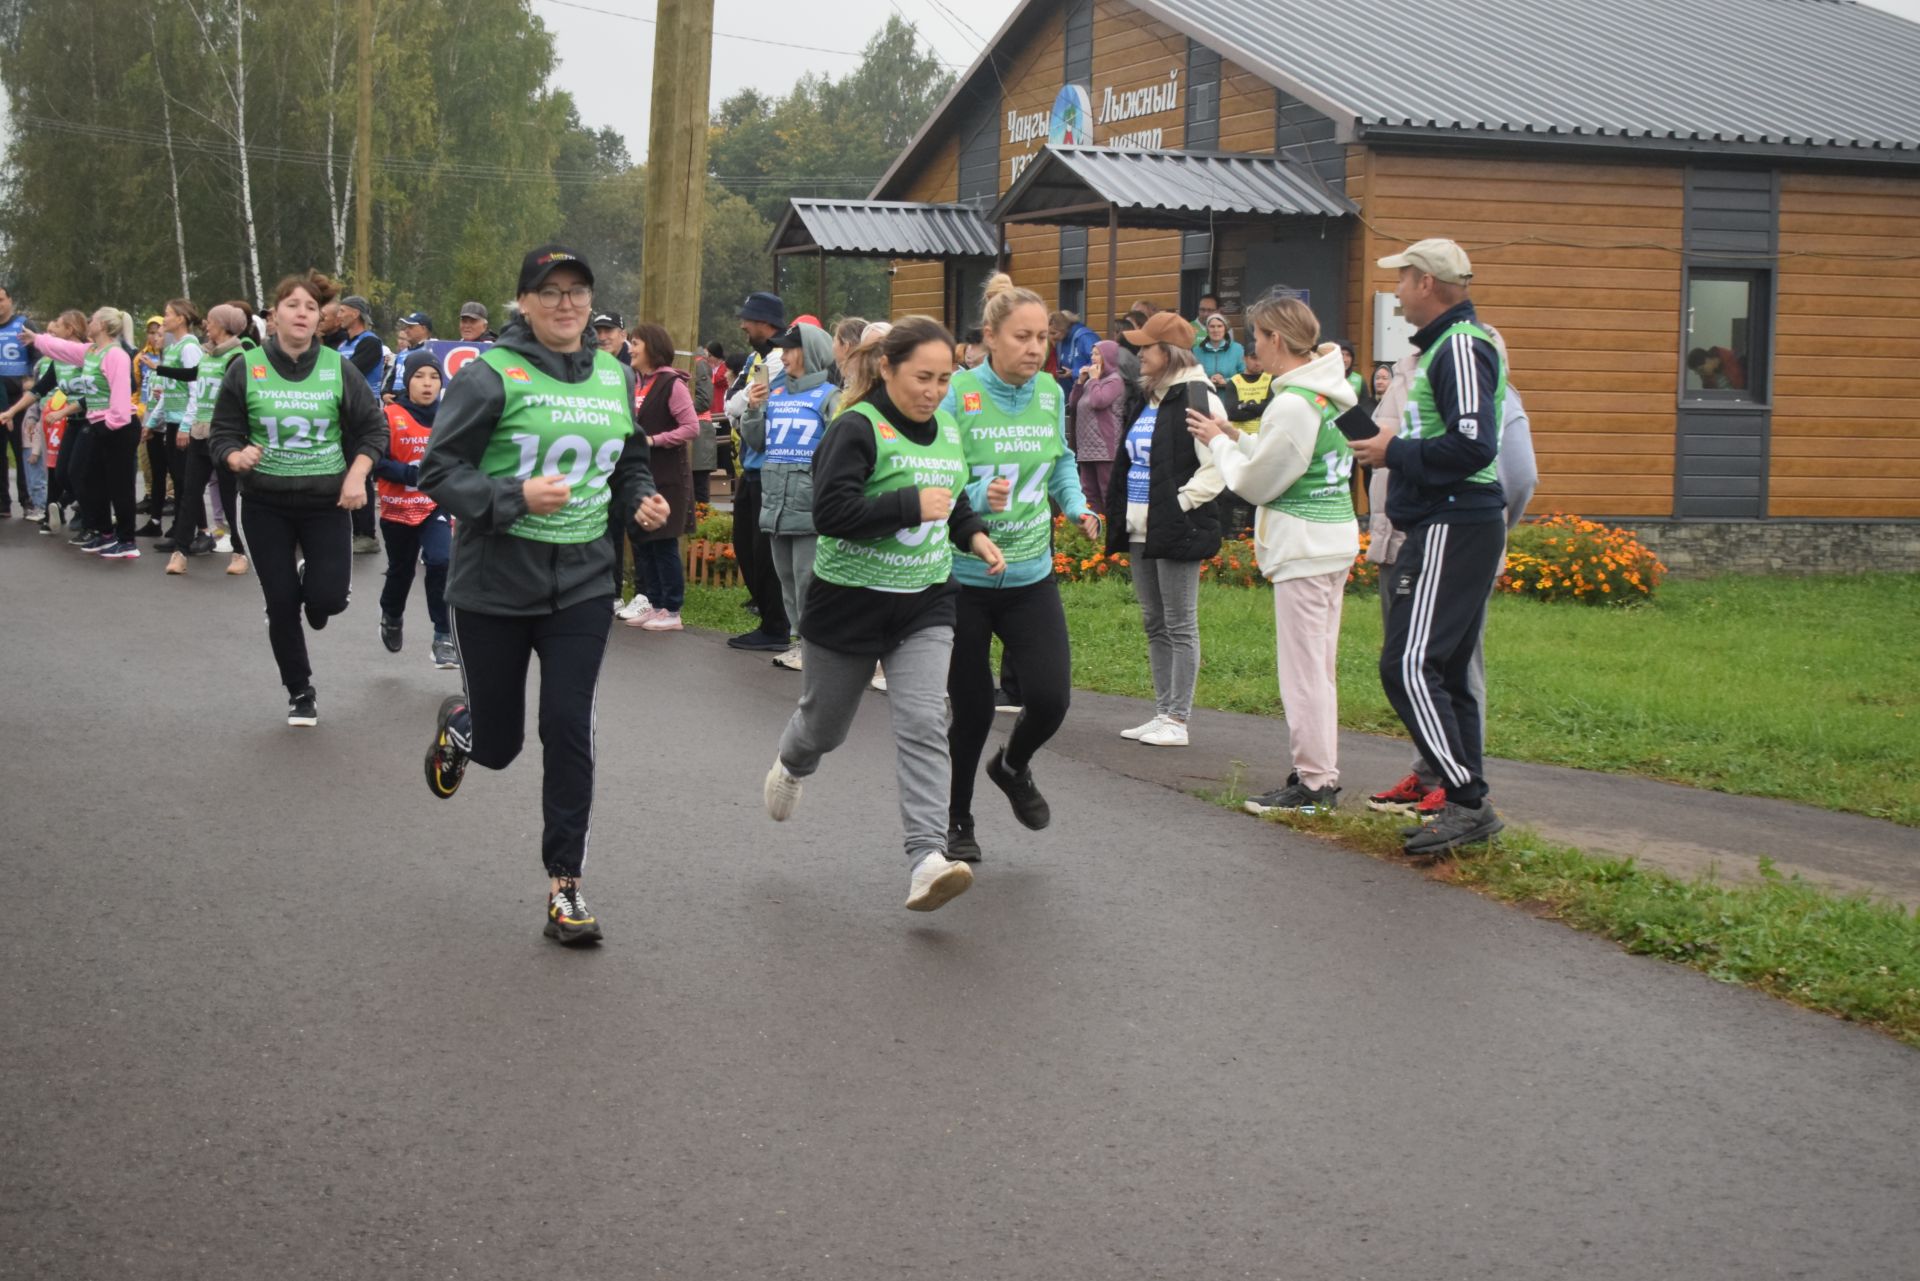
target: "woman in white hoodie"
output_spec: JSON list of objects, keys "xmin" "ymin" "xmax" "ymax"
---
[{"xmin": 1187, "ymin": 292, "xmax": 1358, "ymax": 812}]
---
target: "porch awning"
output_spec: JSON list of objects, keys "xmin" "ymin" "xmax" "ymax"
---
[
  {"xmin": 768, "ymin": 198, "xmax": 998, "ymax": 259},
  {"xmin": 988, "ymin": 146, "xmax": 1358, "ymax": 227}
]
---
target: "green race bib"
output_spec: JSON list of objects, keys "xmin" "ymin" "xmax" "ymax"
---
[
  {"xmin": 476, "ymin": 348, "xmax": 633, "ymax": 545},
  {"xmin": 244, "ymin": 345, "xmax": 349, "ymax": 478},
  {"xmin": 948, "ymin": 367, "xmax": 1064, "ymax": 566},
  {"xmin": 1402, "ymin": 319, "xmax": 1504, "ymax": 486},
  {"xmin": 814, "ymin": 403, "xmax": 968, "ymax": 591},
  {"xmin": 1267, "ymin": 387, "xmax": 1357, "ymax": 524}
]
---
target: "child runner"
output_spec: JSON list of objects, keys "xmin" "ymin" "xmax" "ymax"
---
[
  {"xmin": 375, "ymin": 349, "xmax": 457, "ymax": 667},
  {"xmin": 940, "ymin": 274, "xmax": 1100, "ymax": 863},
  {"xmin": 418, "ymin": 243, "xmax": 667, "ymax": 946},
  {"xmin": 761, "ymin": 317, "xmax": 1006, "ymax": 912},
  {"xmin": 208, "ymin": 270, "xmax": 388, "ymax": 726}
]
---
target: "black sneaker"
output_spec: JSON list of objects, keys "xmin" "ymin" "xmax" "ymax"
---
[
  {"xmin": 135, "ymin": 520, "xmax": 163, "ymax": 538},
  {"xmin": 287, "ymin": 686, "xmax": 318, "ymax": 728},
  {"xmin": 424, "ymin": 695, "xmax": 470, "ymax": 798},
  {"xmin": 380, "ymin": 614, "xmax": 403, "ymax": 653},
  {"xmin": 153, "ymin": 536, "xmax": 178, "ymax": 552},
  {"xmin": 985, "ymin": 747, "xmax": 1050, "ymax": 830},
  {"xmin": 948, "ymin": 819, "xmax": 982, "ymax": 864},
  {"xmin": 1244, "ymin": 780, "xmax": 1341, "ymax": 816},
  {"xmin": 187, "ymin": 532, "xmax": 217, "ymax": 556},
  {"xmin": 1403, "ymin": 801, "xmax": 1504, "ymax": 862},
  {"xmin": 726, "ymin": 628, "xmax": 788, "ymax": 652},
  {"xmin": 431, "ymin": 635, "xmax": 460, "ymax": 670},
  {"xmin": 66, "ymin": 527, "xmax": 95, "ymax": 546},
  {"xmin": 545, "ymin": 877, "xmax": 604, "ymax": 945}
]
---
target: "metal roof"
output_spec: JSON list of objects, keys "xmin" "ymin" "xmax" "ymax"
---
[
  {"xmin": 1139, "ymin": 0, "xmax": 1920, "ymax": 157},
  {"xmin": 872, "ymin": 0, "xmax": 1920, "ymax": 199},
  {"xmin": 767, "ymin": 199, "xmax": 996, "ymax": 259},
  {"xmin": 990, "ymin": 146, "xmax": 1358, "ymax": 227}
]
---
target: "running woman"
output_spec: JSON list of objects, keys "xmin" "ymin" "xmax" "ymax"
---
[
  {"xmin": 940, "ymin": 274, "xmax": 1100, "ymax": 863},
  {"xmin": 208, "ymin": 270, "xmax": 388, "ymax": 726},
  {"xmin": 27, "ymin": 308, "xmax": 142, "ymax": 559},
  {"xmin": 761, "ymin": 317, "xmax": 1006, "ymax": 913},
  {"xmin": 169, "ymin": 303, "xmax": 254, "ymax": 576},
  {"xmin": 374, "ymin": 349, "xmax": 457, "ymax": 667},
  {"xmin": 417, "ymin": 243, "xmax": 666, "ymax": 947}
]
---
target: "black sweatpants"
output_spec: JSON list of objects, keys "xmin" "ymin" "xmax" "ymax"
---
[
  {"xmin": 1378, "ymin": 518, "xmax": 1505, "ymax": 806},
  {"xmin": 237, "ymin": 497, "xmax": 353, "ymax": 693},
  {"xmin": 451, "ymin": 595, "xmax": 614, "ymax": 878},
  {"xmin": 351, "ymin": 477, "xmax": 377, "ymax": 539},
  {"xmin": 84, "ymin": 420, "xmax": 139, "ymax": 542},
  {"xmin": 170, "ymin": 438, "xmax": 247, "ymax": 554},
  {"xmin": 947, "ymin": 577, "xmax": 1073, "ymax": 824},
  {"xmin": 57, "ymin": 420, "xmax": 91, "ymax": 524},
  {"xmin": 379, "ymin": 514, "xmax": 451, "ymax": 633},
  {"xmin": 733, "ymin": 469, "xmax": 788, "ymax": 635},
  {"xmin": 143, "ymin": 428, "xmax": 175, "ymax": 517}
]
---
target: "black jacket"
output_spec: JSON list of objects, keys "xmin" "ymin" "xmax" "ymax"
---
[
  {"xmin": 1105, "ymin": 378, "xmax": 1221, "ymax": 562},
  {"xmin": 208, "ymin": 337, "xmax": 388, "ymax": 509},
  {"xmin": 419, "ymin": 320, "xmax": 655, "ymax": 617},
  {"xmin": 1382, "ymin": 300, "xmax": 1505, "ymax": 528}
]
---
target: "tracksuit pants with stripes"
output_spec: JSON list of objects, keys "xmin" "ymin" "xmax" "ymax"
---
[{"xmin": 1378, "ymin": 518, "xmax": 1505, "ymax": 806}]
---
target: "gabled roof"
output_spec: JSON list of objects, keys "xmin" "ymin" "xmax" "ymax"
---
[
  {"xmin": 990, "ymin": 147, "xmax": 1358, "ymax": 227},
  {"xmin": 872, "ymin": 0, "xmax": 1920, "ymax": 200},
  {"xmin": 767, "ymin": 199, "xmax": 997, "ymax": 260}
]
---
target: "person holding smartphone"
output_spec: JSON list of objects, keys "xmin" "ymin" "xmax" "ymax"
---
[{"xmin": 418, "ymin": 243, "xmax": 667, "ymax": 946}]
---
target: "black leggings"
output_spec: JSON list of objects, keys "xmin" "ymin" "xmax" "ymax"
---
[
  {"xmin": 237, "ymin": 497, "xmax": 353, "ymax": 693},
  {"xmin": 144, "ymin": 428, "xmax": 175, "ymax": 516},
  {"xmin": 379, "ymin": 514, "xmax": 451, "ymax": 632},
  {"xmin": 56, "ymin": 420, "xmax": 90, "ymax": 522},
  {"xmin": 170, "ymin": 438, "xmax": 246, "ymax": 554},
  {"xmin": 84, "ymin": 421, "xmax": 139, "ymax": 542},
  {"xmin": 946, "ymin": 576, "xmax": 1073, "ymax": 824},
  {"xmin": 452, "ymin": 595, "xmax": 614, "ymax": 878}
]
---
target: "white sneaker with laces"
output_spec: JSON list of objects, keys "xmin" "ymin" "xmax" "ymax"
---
[
  {"xmin": 1121, "ymin": 714, "xmax": 1168, "ymax": 741},
  {"xmin": 1139, "ymin": 719, "xmax": 1190, "ymax": 747},
  {"xmin": 615, "ymin": 594, "xmax": 652, "ymax": 622},
  {"xmin": 640, "ymin": 610, "xmax": 682, "ymax": 632},
  {"xmin": 763, "ymin": 758, "xmax": 803, "ymax": 821},
  {"xmin": 772, "ymin": 645, "xmax": 804, "ymax": 671},
  {"xmin": 870, "ymin": 664, "xmax": 887, "ymax": 692},
  {"xmin": 905, "ymin": 851, "xmax": 973, "ymax": 912}
]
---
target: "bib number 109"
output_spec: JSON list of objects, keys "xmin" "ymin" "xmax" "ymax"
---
[
  {"xmin": 510, "ymin": 432, "xmax": 624, "ymax": 490},
  {"xmin": 259, "ymin": 416, "xmax": 333, "ymax": 450}
]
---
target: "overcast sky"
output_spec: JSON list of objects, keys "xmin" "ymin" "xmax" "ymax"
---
[{"xmin": 542, "ymin": 0, "xmax": 1920, "ymax": 160}]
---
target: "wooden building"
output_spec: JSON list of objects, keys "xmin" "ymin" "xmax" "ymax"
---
[{"xmin": 769, "ymin": 0, "xmax": 1920, "ymax": 548}]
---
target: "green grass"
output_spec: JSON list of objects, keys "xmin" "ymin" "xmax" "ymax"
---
[
  {"xmin": 681, "ymin": 572, "xmax": 1920, "ymax": 825},
  {"xmin": 1206, "ymin": 768, "xmax": 1920, "ymax": 1047}
]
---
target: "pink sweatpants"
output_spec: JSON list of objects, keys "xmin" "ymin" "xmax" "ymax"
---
[{"xmin": 1272, "ymin": 568, "xmax": 1347, "ymax": 789}]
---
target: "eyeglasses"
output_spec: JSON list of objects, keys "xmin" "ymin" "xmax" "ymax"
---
[{"xmin": 535, "ymin": 284, "xmax": 593, "ymax": 308}]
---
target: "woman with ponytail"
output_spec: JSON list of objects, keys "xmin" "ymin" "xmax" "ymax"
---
[
  {"xmin": 167, "ymin": 302, "xmax": 255, "ymax": 576},
  {"xmin": 761, "ymin": 317, "xmax": 1006, "ymax": 913},
  {"xmin": 937, "ymin": 273, "xmax": 1100, "ymax": 863}
]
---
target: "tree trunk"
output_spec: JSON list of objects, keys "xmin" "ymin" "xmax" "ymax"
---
[
  {"xmin": 232, "ymin": 0, "xmax": 262, "ymax": 306},
  {"xmin": 150, "ymin": 20, "xmax": 193, "ymax": 299}
]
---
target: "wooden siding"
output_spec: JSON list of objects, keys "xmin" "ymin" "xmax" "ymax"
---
[
  {"xmin": 1772, "ymin": 172, "xmax": 1920, "ymax": 518},
  {"xmin": 1218, "ymin": 60, "xmax": 1272, "ymax": 153},
  {"xmin": 1352, "ymin": 151, "xmax": 1687, "ymax": 517},
  {"xmin": 887, "ymin": 134, "xmax": 958, "ymax": 318}
]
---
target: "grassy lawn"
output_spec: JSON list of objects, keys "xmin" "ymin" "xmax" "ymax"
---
[{"xmin": 680, "ymin": 571, "xmax": 1920, "ymax": 826}]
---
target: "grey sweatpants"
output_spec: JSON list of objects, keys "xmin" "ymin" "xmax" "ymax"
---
[
  {"xmin": 1131, "ymin": 544, "xmax": 1202, "ymax": 721},
  {"xmin": 777, "ymin": 625, "xmax": 954, "ymax": 863},
  {"xmin": 769, "ymin": 532, "xmax": 817, "ymax": 636},
  {"xmin": 1380, "ymin": 561, "xmax": 1490, "ymax": 787}
]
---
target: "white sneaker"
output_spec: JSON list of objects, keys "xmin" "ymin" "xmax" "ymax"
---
[
  {"xmin": 639, "ymin": 610, "xmax": 682, "ymax": 632},
  {"xmin": 615, "ymin": 594, "xmax": 651, "ymax": 621},
  {"xmin": 622, "ymin": 607, "xmax": 657, "ymax": 628},
  {"xmin": 1139, "ymin": 719, "xmax": 1190, "ymax": 747},
  {"xmin": 213, "ymin": 534, "xmax": 233, "ymax": 554},
  {"xmin": 763, "ymin": 758, "xmax": 803, "ymax": 821},
  {"xmin": 1121, "ymin": 714, "xmax": 1168, "ymax": 740},
  {"xmin": 870, "ymin": 663, "xmax": 887, "ymax": 692},
  {"xmin": 905, "ymin": 851, "xmax": 973, "ymax": 912},
  {"xmin": 772, "ymin": 645, "xmax": 803, "ymax": 671}
]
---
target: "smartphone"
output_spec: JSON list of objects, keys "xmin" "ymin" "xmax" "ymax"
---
[
  {"xmin": 1336, "ymin": 406, "xmax": 1380, "ymax": 443},
  {"xmin": 751, "ymin": 360, "xmax": 771, "ymax": 389}
]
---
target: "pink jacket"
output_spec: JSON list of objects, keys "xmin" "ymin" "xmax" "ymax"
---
[
  {"xmin": 639, "ymin": 371, "xmax": 700, "ymax": 448},
  {"xmin": 32, "ymin": 334, "xmax": 134, "ymax": 429}
]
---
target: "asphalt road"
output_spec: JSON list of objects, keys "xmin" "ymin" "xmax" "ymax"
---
[{"xmin": 3, "ymin": 522, "xmax": 1917, "ymax": 1281}]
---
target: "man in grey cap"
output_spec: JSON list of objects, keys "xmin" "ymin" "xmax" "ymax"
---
[{"xmin": 458, "ymin": 301, "xmax": 495, "ymax": 343}]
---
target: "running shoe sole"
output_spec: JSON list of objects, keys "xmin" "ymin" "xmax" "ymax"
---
[
  {"xmin": 543, "ymin": 916, "xmax": 604, "ymax": 945},
  {"xmin": 906, "ymin": 860, "xmax": 974, "ymax": 912},
  {"xmin": 288, "ymin": 712, "xmax": 318, "ymax": 728},
  {"xmin": 1366, "ymin": 798, "xmax": 1420, "ymax": 816},
  {"xmin": 423, "ymin": 695, "xmax": 469, "ymax": 798}
]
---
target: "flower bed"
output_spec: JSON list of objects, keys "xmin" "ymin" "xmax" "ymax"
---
[{"xmin": 1500, "ymin": 513, "xmax": 1666, "ymax": 605}]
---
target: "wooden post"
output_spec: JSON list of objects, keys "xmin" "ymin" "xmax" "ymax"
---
[
  {"xmin": 639, "ymin": 0, "xmax": 715, "ymax": 368},
  {"xmin": 353, "ymin": 0, "xmax": 372, "ymax": 289},
  {"xmin": 1105, "ymin": 204, "xmax": 1119, "ymax": 336}
]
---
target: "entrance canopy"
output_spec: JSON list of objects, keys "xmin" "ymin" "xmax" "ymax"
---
[
  {"xmin": 768, "ymin": 198, "xmax": 998, "ymax": 260},
  {"xmin": 989, "ymin": 145, "xmax": 1358, "ymax": 228}
]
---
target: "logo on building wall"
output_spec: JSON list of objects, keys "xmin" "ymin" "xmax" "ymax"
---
[{"xmin": 1048, "ymin": 85, "xmax": 1092, "ymax": 146}]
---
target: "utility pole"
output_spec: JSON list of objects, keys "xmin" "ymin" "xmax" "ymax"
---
[
  {"xmin": 638, "ymin": 0, "xmax": 714, "ymax": 368},
  {"xmin": 354, "ymin": 0, "xmax": 373, "ymax": 290}
]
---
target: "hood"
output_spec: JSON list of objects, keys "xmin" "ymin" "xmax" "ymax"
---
[
  {"xmin": 1092, "ymin": 340, "xmax": 1122, "ymax": 381},
  {"xmin": 789, "ymin": 322, "xmax": 835, "ymax": 392},
  {"xmin": 1274, "ymin": 344, "xmax": 1357, "ymax": 411},
  {"xmin": 493, "ymin": 316, "xmax": 605, "ymax": 385}
]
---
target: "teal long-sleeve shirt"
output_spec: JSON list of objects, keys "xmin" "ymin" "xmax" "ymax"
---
[{"xmin": 940, "ymin": 361, "xmax": 1089, "ymax": 589}]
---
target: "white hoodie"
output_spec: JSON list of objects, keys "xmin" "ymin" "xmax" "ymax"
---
[{"xmin": 1206, "ymin": 343, "xmax": 1360, "ymax": 584}]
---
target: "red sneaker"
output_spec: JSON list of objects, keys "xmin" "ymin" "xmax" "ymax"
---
[
  {"xmin": 1366, "ymin": 773, "xmax": 1427, "ymax": 814},
  {"xmin": 1414, "ymin": 787, "xmax": 1447, "ymax": 821}
]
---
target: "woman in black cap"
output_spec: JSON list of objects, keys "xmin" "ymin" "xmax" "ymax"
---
[{"xmin": 418, "ymin": 243, "xmax": 668, "ymax": 947}]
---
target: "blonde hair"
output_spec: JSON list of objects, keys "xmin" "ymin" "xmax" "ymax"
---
[
  {"xmin": 980, "ymin": 272, "xmax": 1045, "ymax": 335},
  {"xmin": 1244, "ymin": 289, "xmax": 1319, "ymax": 358},
  {"xmin": 842, "ymin": 315, "xmax": 951, "ymax": 409},
  {"xmin": 90, "ymin": 307, "xmax": 126, "ymax": 340},
  {"xmin": 833, "ymin": 316, "xmax": 868, "ymax": 346},
  {"xmin": 1142, "ymin": 342, "xmax": 1198, "ymax": 399}
]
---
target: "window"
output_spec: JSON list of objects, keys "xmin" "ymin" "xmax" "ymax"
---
[
  {"xmin": 1684, "ymin": 269, "xmax": 1768, "ymax": 400},
  {"xmin": 1179, "ymin": 267, "xmax": 1210, "ymax": 319},
  {"xmin": 1059, "ymin": 278, "xmax": 1084, "ymax": 317}
]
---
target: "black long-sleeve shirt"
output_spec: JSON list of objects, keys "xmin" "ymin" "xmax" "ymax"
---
[
  {"xmin": 1383, "ymin": 300, "xmax": 1505, "ymax": 527},
  {"xmin": 208, "ymin": 337, "xmax": 387, "ymax": 510},
  {"xmin": 799, "ymin": 385, "xmax": 987, "ymax": 656}
]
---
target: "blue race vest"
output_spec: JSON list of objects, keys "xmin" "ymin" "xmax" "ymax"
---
[
  {"xmin": 1124, "ymin": 405, "xmax": 1158, "ymax": 504},
  {"xmin": 336, "ymin": 330, "xmax": 384, "ymax": 391},
  {"xmin": 762, "ymin": 381, "xmax": 834, "ymax": 466},
  {"xmin": 0, "ymin": 315, "xmax": 29, "ymax": 379}
]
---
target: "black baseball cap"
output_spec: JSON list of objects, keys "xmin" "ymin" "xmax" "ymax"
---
[
  {"xmin": 517, "ymin": 243, "xmax": 595, "ymax": 295},
  {"xmin": 591, "ymin": 312, "xmax": 623, "ymax": 331},
  {"xmin": 398, "ymin": 311, "xmax": 432, "ymax": 330},
  {"xmin": 768, "ymin": 322, "xmax": 808, "ymax": 349}
]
